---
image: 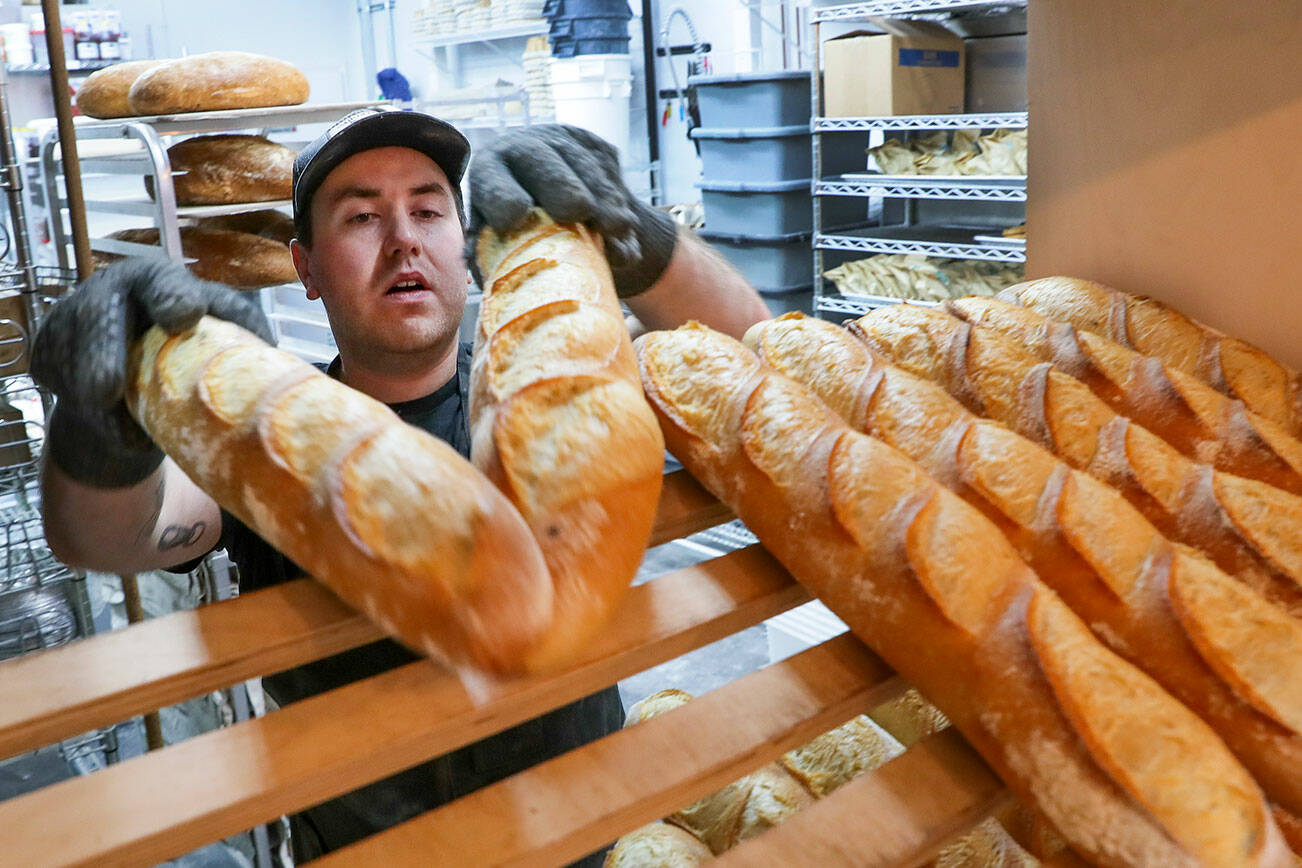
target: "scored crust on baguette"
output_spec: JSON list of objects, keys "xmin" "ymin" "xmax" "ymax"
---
[
  {"xmin": 76, "ymin": 60, "xmax": 167, "ymax": 118},
  {"xmin": 999, "ymin": 276, "xmax": 1302, "ymax": 438},
  {"xmin": 128, "ymin": 316, "xmax": 554, "ymax": 674},
  {"xmin": 948, "ymin": 295, "xmax": 1302, "ymax": 496},
  {"xmin": 126, "ymin": 51, "xmax": 309, "ymax": 115},
  {"xmin": 635, "ymin": 322, "xmax": 1290, "ymax": 867},
  {"xmin": 852, "ymin": 303, "xmax": 1302, "ymax": 618},
  {"xmin": 472, "ymin": 211, "xmax": 663, "ymax": 672},
  {"xmin": 748, "ymin": 312, "xmax": 1302, "ymax": 816}
]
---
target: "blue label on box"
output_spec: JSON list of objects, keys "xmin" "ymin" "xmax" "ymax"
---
[{"xmin": 899, "ymin": 48, "xmax": 959, "ymax": 68}]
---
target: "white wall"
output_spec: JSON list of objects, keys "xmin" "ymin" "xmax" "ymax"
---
[{"xmin": 112, "ymin": 0, "xmax": 366, "ymax": 106}]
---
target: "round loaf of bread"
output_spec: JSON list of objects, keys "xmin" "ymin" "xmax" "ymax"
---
[
  {"xmin": 76, "ymin": 60, "xmax": 167, "ymax": 118},
  {"xmin": 127, "ymin": 51, "xmax": 309, "ymax": 115},
  {"xmin": 192, "ymin": 209, "xmax": 296, "ymax": 247},
  {"xmin": 603, "ymin": 822, "xmax": 711, "ymax": 868},
  {"xmin": 147, "ymin": 135, "xmax": 294, "ymax": 205},
  {"xmin": 101, "ymin": 227, "xmax": 296, "ymax": 289}
]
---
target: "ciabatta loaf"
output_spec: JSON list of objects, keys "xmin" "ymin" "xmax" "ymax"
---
[
  {"xmin": 999, "ymin": 277, "xmax": 1302, "ymax": 438},
  {"xmin": 126, "ymin": 317, "xmax": 554, "ymax": 675},
  {"xmin": 472, "ymin": 211, "xmax": 663, "ymax": 671},
  {"xmin": 635, "ymin": 322, "xmax": 1291, "ymax": 868},
  {"xmin": 748, "ymin": 312, "xmax": 1302, "ymax": 816},
  {"xmin": 852, "ymin": 303, "xmax": 1302, "ymax": 619},
  {"xmin": 76, "ymin": 60, "xmax": 166, "ymax": 118},
  {"xmin": 146, "ymin": 135, "xmax": 294, "ymax": 206},
  {"xmin": 127, "ymin": 51, "xmax": 309, "ymax": 116},
  {"xmin": 948, "ymin": 295, "xmax": 1302, "ymax": 496}
]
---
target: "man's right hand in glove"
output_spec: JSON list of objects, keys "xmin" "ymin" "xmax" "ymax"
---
[
  {"xmin": 468, "ymin": 124, "xmax": 770, "ymax": 340},
  {"xmin": 33, "ymin": 258, "xmax": 272, "ymax": 571}
]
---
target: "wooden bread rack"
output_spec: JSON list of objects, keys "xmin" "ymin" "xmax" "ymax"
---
[{"xmin": 0, "ymin": 471, "xmax": 1017, "ymax": 867}]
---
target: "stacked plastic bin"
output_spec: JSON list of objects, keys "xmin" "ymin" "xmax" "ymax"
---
[
  {"xmin": 543, "ymin": 0, "xmax": 632, "ymax": 57},
  {"xmin": 688, "ymin": 70, "xmax": 867, "ymax": 313}
]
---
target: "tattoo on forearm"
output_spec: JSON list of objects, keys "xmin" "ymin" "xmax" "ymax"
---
[
  {"xmin": 136, "ymin": 476, "xmax": 167, "ymax": 543},
  {"xmin": 158, "ymin": 522, "xmax": 206, "ymax": 552}
]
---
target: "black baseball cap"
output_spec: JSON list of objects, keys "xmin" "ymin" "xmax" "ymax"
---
[{"xmin": 292, "ymin": 107, "xmax": 471, "ymax": 240}]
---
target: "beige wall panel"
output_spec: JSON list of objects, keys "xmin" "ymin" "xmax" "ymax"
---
[{"xmin": 1027, "ymin": 1, "xmax": 1302, "ymax": 366}]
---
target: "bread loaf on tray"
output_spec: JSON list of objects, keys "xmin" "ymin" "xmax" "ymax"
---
[
  {"xmin": 634, "ymin": 322, "xmax": 1291, "ymax": 868},
  {"xmin": 145, "ymin": 134, "xmax": 295, "ymax": 206},
  {"xmin": 192, "ymin": 209, "xmax": 296, "ymax": 247},
  {"xmin": 76, "ymin": 60, "xmax": 166, "ymax": 118},
  {"xmin": 747, "ymin": 312, "xmax": 1302, "ymax": 817},
  {"xmin": 472, "ymin": 211, "xmax": 663, "ymax": 672},
  {"xmin": 126, "ymin": 316, "xmax": 554, "ymax": 675},
  {"xmin": 851, "ymin": 303, "xmax": 1302, "ymax": 619},
  {"xmin": 127, "ymin": 51, "xmax": 309, "ymax": 116},
  {"xmin": 998, "ymin": 277, "xmax": 1302, "ymax": 438},
  {"xmin": 99, "ymin": 227, "xmax": 296, "ymax": 289},
  {"xmin": 947, "ymin": 295, "xmax": 1302, "ymax": 496}
]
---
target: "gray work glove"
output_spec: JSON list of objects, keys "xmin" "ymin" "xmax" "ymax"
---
[
  {"xmin": 31, "ymin": 258, "xmax": 274, "ymax": 488},
  {"xmin": 468, "ymin": 124, "xmax": 678, "ymax": 298}
]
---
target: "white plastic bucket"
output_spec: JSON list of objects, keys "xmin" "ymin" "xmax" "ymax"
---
[{"xmin": 547, "ymin": 53, "xmax": 632, "ymax": 159}]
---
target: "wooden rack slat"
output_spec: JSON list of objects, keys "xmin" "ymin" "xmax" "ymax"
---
[
  {"xmin": 0, "ymin": 578, "xmax": 376, "ymax": 762},
  {"xmin": 0, "ymin": 470, "xmax": 728, "ymax": 761},
  {"xmin": 316, "ymin": 634, "xmax": 902, "ymax": 868},
  {"xmin": 0, "ymin": 546, "xmax": 807, "ymax": 868},
  {"xmin": 714, "ymin": 728, "xmax": 1012, "ymax": 867}
]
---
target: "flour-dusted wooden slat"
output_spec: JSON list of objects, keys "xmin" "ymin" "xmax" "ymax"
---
[
  {"xmin": 316, "ymin": 633, "xmax": 902, "ymax": 868},
  {"xmin": 714, "ymin": 728, "xmax": 1011, "ymax": 867},
  {"xmin": 0, "ymin": 545, "xmax": 808, "ymax": 868},
  {"xmin": 0, "ymin": 470, "xmax": 729, "ymax": 761}
]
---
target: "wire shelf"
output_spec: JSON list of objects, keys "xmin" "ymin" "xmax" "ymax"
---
[
  {"xmin": 816, "ymin": 227, "xmax": 1027, "ymax": 263},
  {"xmin": 818, "ymin": 174, "xmax": 1027, "ymax": 202},
  {"xmin": 814, "ymin": 112, "xmax": 1027, "ymax": 132},
  {"xmin": 815, "ymin": 294, "xmax": 940, "ymax": 316},
  {"xmin": 812, "ymin": 0, "xmax": 1025, "ymax": 22}
]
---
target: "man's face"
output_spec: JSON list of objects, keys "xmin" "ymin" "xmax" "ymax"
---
[{"xmin": 291, "ymin": 146, "xmax": 467, "ymax": 363}]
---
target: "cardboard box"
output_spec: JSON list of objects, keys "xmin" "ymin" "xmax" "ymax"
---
[
  {"xmin": 965, "ymin": 34, "xmax": 1028, "ymax": 112},
  {"xmin": 823, "ymin": 20, "xmax": 965, "ymax": 117}
]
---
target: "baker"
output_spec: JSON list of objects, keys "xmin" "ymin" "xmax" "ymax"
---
[{"xmin": 32, "ymin": 108, "xmax": 769, "ymax": 864}]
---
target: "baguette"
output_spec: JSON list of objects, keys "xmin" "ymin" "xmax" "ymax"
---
[
  {"xmin": 127, "ymin": 51, "xmax": 309, "ymax": 116},
  {"xmin": 471, "ymin": 211, "xmax": 663, "ymax": 672},
  {"xmin": 747, "ymin": 312, "xmax": 1302, "ymax": 816},
  {"xmin": 851, "ymin": 303, "xmax": 1302, "ymax": 619},
  {"xmin": 947, "ymin": 295, "xmax": 1302, "ymax": 496},
  {"xmin": 99, "ymin": 227, "xmax": 297, "ymax": 289},
  {"xmin": 76, "ymin": 60, "xmax": 166, "ymax": 118},
  {"xmin": 125, "ymin": 316, "xmax": 555, "ymax": 674},
  {"xmin": 145, "ymin": 134, "xmax": 295, "ymax": 206},
  {"xmin": 998, "ymin": 277, "xmax": 1302, "ymax": 438},
  {"xmin": 634, "ymin": 322, "xmax": 1291, "ymax": 867}
]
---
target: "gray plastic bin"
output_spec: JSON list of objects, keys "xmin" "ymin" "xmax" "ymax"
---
[
  {"xmin": 690, "ymin": 125, "xmax": 865, "ymax": 183},
  {"xmin": 687, "ymin": 70, "xmax": 811, "ymax": 128},
  {"xmin": 697, "ymin": 228, "xmax": 812, "ymax": 295},
  {"xmin": 698, "ymin": 178, "xmax": 867, "ymax": 235}
]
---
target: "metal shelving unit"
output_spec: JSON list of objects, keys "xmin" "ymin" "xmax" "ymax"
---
[
  {"xmin": 38, "ymin": 101, "xmax": 387, "ymax": 363},
  {"xmin": 0, "ymin": 63, "xmax": 117, "ymax": 782},
  {"xmin": 810, "ymin": 0, "xmax": 1028, "ymax": 319}
]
